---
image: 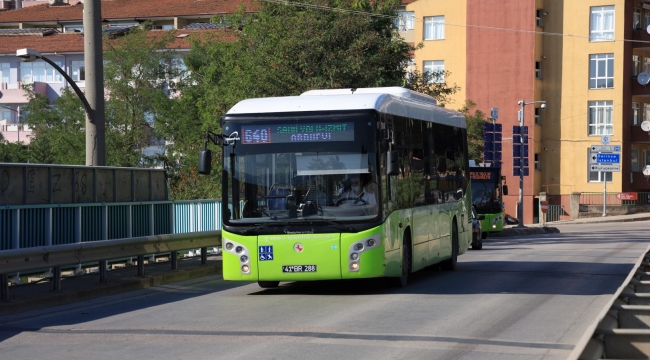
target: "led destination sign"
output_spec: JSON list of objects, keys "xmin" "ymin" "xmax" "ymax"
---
[
  {"xmin": 241, "ymin": 122, "xmax": 354, "ymax": 144},
  {"xmin": 470, "ymin": 171, "xmax": 496, "ymax": 181}
]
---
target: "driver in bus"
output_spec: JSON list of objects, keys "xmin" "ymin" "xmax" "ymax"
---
[{"xmin": 338, "ymin": 174, "xmax": 377, "ymax": 205}]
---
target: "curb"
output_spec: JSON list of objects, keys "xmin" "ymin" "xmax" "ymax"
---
[
  {"xmin": 553, "ymin": 215, "xmax": 650, "ymax": 225},
  {"xmin": 489, "ymin": 226, "xmax": 560, "ymax": 238},
  {"xmin": 0, "ymin": 263, "xmax": 222, "ymax": 316}
]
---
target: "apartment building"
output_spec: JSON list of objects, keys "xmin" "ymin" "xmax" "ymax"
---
[
  {"xmin": 0, "ymin": 0, "xmax": 251, "ymax": 143},
  {"xmin": 400, "ymin": 0, "xmax": 650, "ymax": 224}
]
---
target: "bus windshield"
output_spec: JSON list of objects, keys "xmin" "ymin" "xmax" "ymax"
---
[
  {"xmin": 222, "ymin": 114, "xmax": 379, "ymax": 225},
  {"xmin": 470, "ymin": 169, "xmax": 502, "ymax": 214}
]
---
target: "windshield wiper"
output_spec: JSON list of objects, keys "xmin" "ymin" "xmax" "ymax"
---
[
  {"xmin": 240, "ymin": 221, "xmax": 289, "ymax": 234},
  {"xmin": 316, "ymin": 218, "xmax": 355, "ymax": 232}
]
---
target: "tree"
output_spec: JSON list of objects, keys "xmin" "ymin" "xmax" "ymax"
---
[
  {"xmin": 459, "ymin": 100, "xmax": 487, "ymax": 162},
  {"xmin": 19, "ymin": 26, "xmax": 184, "ymax": 168},
  {"xmin": 403, "ymin": 69, "xmax": 461, "ymax": 107}
]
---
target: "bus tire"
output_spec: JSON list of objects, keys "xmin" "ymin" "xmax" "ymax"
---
[
  {"xmin": 472, "ymin": 236, "xmax": 483, "ymax": 250},
  {"xmin": 442, "ymin": 222, "xmax": 458, "ymax": 271},
  {"xmin": 258, "ymin": 281, "xmax": 280, "ymax": 288},
  {"xmin": 391, "ymin": 232, "xmax": 411, "ymax": 287}
]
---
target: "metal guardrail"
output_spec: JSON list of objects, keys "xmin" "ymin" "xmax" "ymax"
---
[
  {"xmin": 580, "ymin": 192, "xmax": 650, "ymax": 206},
  {"xmin": 570, "ymin": 245, "xmax": 650, "ymax": 360},
  {"xmin": 546, "ymin": 205, "xmax": 565, "ymax": 222},
  {"xmin": 0, "ymin": 230, "xmax": 222, "ymax": 301}
]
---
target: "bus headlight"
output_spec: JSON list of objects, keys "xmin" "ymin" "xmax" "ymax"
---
[
  {"xmin": 235, "ymin": 246, "xmax": 243, "ymax": 253},
  {"xmin": 350, "ymin": 253, "xmax": 359, "ymax": 261},
  {"xmin": 354, "ymin": 243, "xmax": 363, "ymax": 251},
  {"xmin": 225, "ymin": 242, "xmax": 234, "ymax": 251},
  {"xmin": 241, "ymin": 265, "xmax": 250, "ymax": 273},
  {"xmin": 367, "ymin": 239, "xmax": 376, "ymax": 247},
  {"xmin": 350, "ymin": 262, "xmax": 359, "ymax": 270},
  {"xmin": 240, "ymin": 255, "xmax": 249, "ymax": 263}
]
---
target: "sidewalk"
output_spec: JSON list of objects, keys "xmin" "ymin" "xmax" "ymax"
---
[
  {"xmin": 493, "ymin": 212, "xmax": 650, "ymax": 237},
  {"xmin": 3, "ymin": 212, "xmax": 650, "ymax": 316}
]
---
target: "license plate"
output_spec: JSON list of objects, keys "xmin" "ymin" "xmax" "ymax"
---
[{"xmin": 282, "ymin": 265, "xmax": 317, "ymax": 273}]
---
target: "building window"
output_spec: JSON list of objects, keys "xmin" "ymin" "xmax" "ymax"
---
[
  {"xmin": 535, "ymin": 107, "xmax": 541, "ymax": 125},
  {"xmin": 644, "ymin": 150, "xmax": 650, "ymax": 170},
  {"xmin": 588, "ymin": 101, "xmax": 613, "ymax": 136},
  {"xmin": 423, "ymin": 60, "xmax": 445, "ymax": 83},
  {"xmin": 635, "ymin": 9, "xmax": 642, "ymax": 30},
  {"xmin": 646, "ymin": 10, "xmax": 650, "ymax": 29},
  {"xmin": 632, "ymin": 148, "xmax": 639, "ymax": 172},
  {"xmin": 590, "ymin": 6, "xmax": 614, "ymax": 41},
  {"xmin": 589, "ymin": 54, "xmax": 614, "ymax": 89},
  {"xmin": 396, "ymin": 11, "xmax": 415, "ymax": 31},
  {"xmin": 63, "ymin": 25, "xmax": 83, "ymax": 33},
  {"xmin": 535, "ymin": 61, "xmax": 542, "ymax": 79},
  {"xmin": 0, "ymin": 63, "xmax": 8, "ymax": 85},
  {"xmin": 534, "ymin": 153, "xmax": 541, "ymax": 171},
  {"xmin": 634, "ymin": 55, "xmax": 641, "ymax": 76},
  {"xmin": 0, "ymin": 108, "xmax": 13, "ymax": 122},
  {"xmin": 536, "ymin": 9, "xmax": 544, "ymax": 27},
  {"xmin": 633, "ymin": 102, "xmax": 640, "ymax": 125},
  {"xmin": 19, "ymin": 60, "xmax": 62, "ymax": 83},
  {"xmin": 645, "ymin": 103, "xmax": 650, "ymax": 124},
  {"xmin": 424, "ymin": 16, "xmax": 444, "ymax": 40},
  {"xmin": 70, "ymin": 61, "xmax": 85, "ymax": 82}
]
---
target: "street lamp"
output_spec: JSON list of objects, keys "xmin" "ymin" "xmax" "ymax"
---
[
  {"xmin": 0, "ymin": 105, "xmax": 20, "ymax": 142},
  {"xmin": 16, "ymin": 48, "xmax": 105, "ymax": 166},
  {"xmin": 516, "ymin": 99, "xmax": 546, "ymax": 228}
]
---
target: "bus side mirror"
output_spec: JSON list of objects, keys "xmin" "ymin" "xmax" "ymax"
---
[
  {"xmin": 387, "ymin": 150, "xmax": 399, "ymax": 176},
  {"xmin": 198, "ymin": 149, "xmax": 212, "ymax": 175},
  {"xmin": 503, "ymin": 185, "xmax": 508, "ymax": 196}
]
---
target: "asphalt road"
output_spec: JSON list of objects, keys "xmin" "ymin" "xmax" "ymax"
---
[{"xmin": 1, "ymin": 222, "xmax": 648, "ymax": 360}]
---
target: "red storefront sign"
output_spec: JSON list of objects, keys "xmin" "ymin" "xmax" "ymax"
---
[{"xmin": 616, "ymin": 192, "xmax": 638, "ymax": 201}]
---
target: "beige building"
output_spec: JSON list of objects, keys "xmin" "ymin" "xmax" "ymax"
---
[{"xmin": 399, "ymin": 0, "xmax": 650, "ymax": 223}]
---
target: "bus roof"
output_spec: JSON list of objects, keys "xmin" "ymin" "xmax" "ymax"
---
[{"xmin": 225, "ymin": 87, "xmax": 466, "ymax": 128}]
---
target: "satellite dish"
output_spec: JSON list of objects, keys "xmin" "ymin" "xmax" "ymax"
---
[
  {"xmin": 642, "ymin": 120, "xmax": 650, "ymax": 132},
  {"xmin": 647, "ymin": 24, "xmax": 650, "ymax": 34},
  {"xmin": 638, "ymin": 72, "xmax": 650, "ymax": 86},
  {"xmin": 21, "ymin": 74, "xmax": 32, "ymax": 84},
  {"xmin": 644, "ymin": 165, "xmax": 650, "ymax": 177}
]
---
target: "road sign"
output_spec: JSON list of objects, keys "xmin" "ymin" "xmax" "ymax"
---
[
  {"xmin": 540, "ymin": 201, "xmax": 548, "ymax": 214},
  {"xmin": 513, "ymin": 167, "xmax": 529, "ymax": 176},
  {"xmin": 590, "ymin": 145, "xmax": 620, "ymax": 152},
  {"xmin": 590, "ymin": 164, "xmax": 620, "ymax": 172},
  {"xmin": 513, "ymin": 125, "xmax": 528, "ymax": 135},
  {"xmin": 513, "ymin": 158, "xmax": 529, "ymax": 167},
  {"xmin": 595, "ymin": 153, "xmax": 620, "ymax": 164},
  {"xmin": 513, "ymin": 135, "xmax": 529, "ymax": 144},
  {"xmin": 601, "ymin": 135, "xmax": 610, "ymax": 145},
  {"xmin": 484, "ymin": 133, "xmax": 503, "ymax": 142},
  {"xmin": 616, "ymin": 192, "xmax": 638, "ymax": 201},
  {"xmin": 491, "ymin": 107, "xmax": 499, "ymax": 120}
]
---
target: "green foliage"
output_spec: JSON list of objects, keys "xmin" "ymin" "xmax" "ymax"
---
[
  {"xmin": 0, "ymin": 140, "xmax": 28, "ymax": 163},
  {"xmin": 459, "ymin": 100, "xmax": 487, "ymax": 163},
  {"xmin": 403, "ymin": 69, "xmax": 461, "ymax": 107}
]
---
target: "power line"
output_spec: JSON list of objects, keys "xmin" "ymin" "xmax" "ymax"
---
[{"xmin": 261, "ymin": 0, "xmax": 650, "ymax": 45}]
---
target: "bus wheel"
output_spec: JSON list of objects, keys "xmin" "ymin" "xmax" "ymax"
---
[
  {"xmin": 258, "ymin": 281, "xmax": 280, "ymax": 288},
  {"xmin": 442, "ymin": 223, "xmax": 458, "ymax": 271},
  {"xmin": 392, "ymin": 235, "xmax": 411, "ymax": 287},
  {"xmin": 472, "ymin": 235, "xmax": 483, "ymax": 250}
]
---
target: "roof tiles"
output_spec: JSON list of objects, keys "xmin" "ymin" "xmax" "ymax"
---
[{"xmin": 0, "ymin": 0, "xmax": 255, "ymax": 23}]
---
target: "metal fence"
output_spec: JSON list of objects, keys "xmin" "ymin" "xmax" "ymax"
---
[
  {"xmin": 0, "ymin": 199, "xmax": 224, "ymax": 252},
  {"xmin": 580, "ymin": 192, "xmax": 650, "ymax": 206},
  {"xmin": 546, "ymin": 205, "xmax": 565, "ymax": 222}
]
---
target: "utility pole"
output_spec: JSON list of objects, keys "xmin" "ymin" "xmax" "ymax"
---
[
  {"xmin": 83, "ymin": 0, "xmax": 106, "ymax": 166},
  {"xmin": 516, "ymin": 100, "xmax": 546, "ymax": 228}
]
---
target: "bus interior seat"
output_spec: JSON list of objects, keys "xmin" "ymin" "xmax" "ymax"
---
[{"xmin": 267, "ymin": 184, "xmax": 290, "ymax": 211}]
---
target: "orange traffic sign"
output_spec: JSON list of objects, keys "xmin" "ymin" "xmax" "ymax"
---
[{"xmin": 540, "ymin": 201, "xmax": 548, "ymax": 214}]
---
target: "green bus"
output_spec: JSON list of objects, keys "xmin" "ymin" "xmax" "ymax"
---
[
  {"xmin": 199, "ymin": 87, "xmax": 472, "ymax": 288},
  {"xmin": 469, "ymin": 166, "xmax": 507, "ymax": 238}
]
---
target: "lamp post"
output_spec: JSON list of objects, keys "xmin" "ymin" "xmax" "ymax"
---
[
  {"xmin": 16, "ymin": 48, "xmax": 105, "ymax": 166},
  {"xmin": 516, "ymin": 99, "xmax": 546, "ymax": 228},
  {"xmin": 0, "ymin": 105, "xmax": 20, "ymax": 142}
]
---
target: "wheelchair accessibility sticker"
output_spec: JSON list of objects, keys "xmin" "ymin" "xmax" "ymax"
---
[{"xmin": 259, "ymin": 246, "xmax": 274, "ymax": 261}]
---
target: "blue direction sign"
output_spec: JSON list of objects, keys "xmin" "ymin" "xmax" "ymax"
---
[
  {"xmin": 484, "ymin": 133, "xmax": 503, "ymax": 142},
  {"xmin": 513, "ymin": 144, "xmax": 529, "ymax": 157},
  {"xmin": 513, "ymin": 125, "xmax": 529, "ymax": 135},
  {"xmin": 513, "ymin": 168, "xmax": 530, "ymax": 176},
  {"xmin": 513, "ymin": 135, "xmax": 529, "ymax": 144},
  {"xmin": 514, "ymin": 158, "xmax": 529, "ymax": 167},
  {"xmin": 596, "ymin": 153, "xmax": 620, "ymax": 164}
]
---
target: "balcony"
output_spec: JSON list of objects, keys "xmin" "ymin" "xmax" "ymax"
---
[
  {"xmin": 0, "ymin": 124, "xmax": 32, "ymax": 144},
  {"xmin": 0, "ymin": 82, "xmax": 48, "ymax": 104},
  {"xmin": 631, "ymin": 125, "xmax": 650, "ymax": 143},
  {"xmin": 632, "ymin": 28, "xmax": 650, "ymax": 47}
]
